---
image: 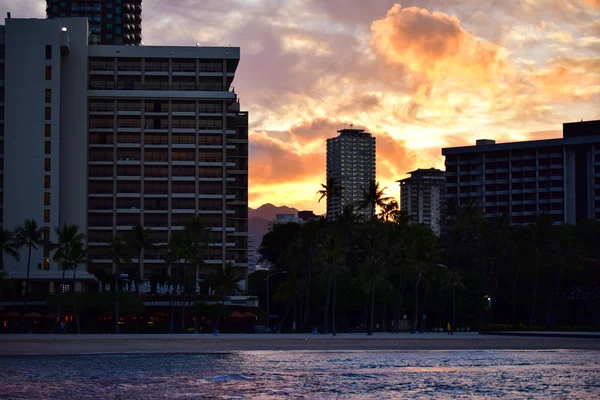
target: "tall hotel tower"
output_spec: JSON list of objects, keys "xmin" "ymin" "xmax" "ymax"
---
[
  {"xmin": 326, "ymin": 129, "xmax": 376, "ymax": 219},
  {"xmin": 46, "ymin": 0, "xmax": 142, "ymax": 45},
  {"xmin": 2, "ymin": 17, "xmax": 248, "ymax": 288}
]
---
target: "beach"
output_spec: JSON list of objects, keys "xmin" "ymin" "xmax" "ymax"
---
[{"xmin": 1, "ymin": 332, "xmax": 599, "ymax": 355}]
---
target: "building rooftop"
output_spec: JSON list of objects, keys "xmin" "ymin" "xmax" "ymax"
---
[
  {"xmin": 336, "ymin": 128, "xmax": 372, "ymax": 138},
  {"xmin": 442, "ymin": 120, "xmax": 600, "ymax": 155}
]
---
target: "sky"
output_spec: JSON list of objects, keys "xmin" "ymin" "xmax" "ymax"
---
[{"xmin": 2, "ymin": 0, "xmax": 599, "ymax": 214}]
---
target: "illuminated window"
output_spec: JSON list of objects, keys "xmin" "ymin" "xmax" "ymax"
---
[
  {"xmin": 44, "ymin": 192, "xmax": 51, "ymax": 206},
  {"xmin": 44, "ymin": 209, "xmax": 51, "ymax": 223},
  {"xmin": 44, "ymin": 176, "xmax": 51, "ymax": 189},
  {"xmin": 45, "ymin": 141, "xmax": 51, "ymax": 155},
  {"xmin": 45, "ymin": 107, "xmax": 52, "ymax": 120},
  {"xmin": 45, "ymin": 66, "xmax": 52, "ymax": 80},
  {"xmin": 45, "ymin": 124, "xmax": 51, "ymax": 137},
  {"xmin": 45, "ymin": 158, "xmax": 51, "ymax": 171},
  {"xmin": 45, "ymin": 89, "xmax": 52, "ymax": 103},
  {"xmin": 43, "ymin": 258, "xmax": 50, "ymax": 271}
]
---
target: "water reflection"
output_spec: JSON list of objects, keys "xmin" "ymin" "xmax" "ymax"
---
[{"xmin": 0, "ymin": 350, "xmax": 598, "ymax": 399}]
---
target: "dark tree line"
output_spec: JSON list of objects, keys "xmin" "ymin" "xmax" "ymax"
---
[{"xmin": 255, "ymin": 180, "xmax": 600, "ymax": 333}]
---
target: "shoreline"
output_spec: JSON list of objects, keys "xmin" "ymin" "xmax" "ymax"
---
[{"xmin": 2, "ymin": 333, "xmax": 599, "ymax": 355}]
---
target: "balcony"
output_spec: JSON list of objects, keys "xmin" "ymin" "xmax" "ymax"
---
[{"xmin": 89, "ymin": 81, "xmax": 234, "ymax": 92}]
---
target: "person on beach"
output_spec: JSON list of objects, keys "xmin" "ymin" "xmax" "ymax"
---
[{"xmin": 447, "ymin": 322, "xmax": 452, "ymax": 335}]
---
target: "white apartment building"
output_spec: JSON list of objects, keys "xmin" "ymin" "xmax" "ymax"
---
[
  {"xmin": 398, "ymin": 168, "xmax": 446, "ymax": 235},
  {"xmin": 2, "ymin": 17, "xmax": 248, "ymax": 291}
]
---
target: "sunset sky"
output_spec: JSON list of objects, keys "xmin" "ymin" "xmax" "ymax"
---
[{"xmin": 3, "ymin": 0, "xmax": 599, "ymax": 214}]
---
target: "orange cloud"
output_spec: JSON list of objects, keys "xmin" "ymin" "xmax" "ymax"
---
[
  {"xmin": 370, "ymin": 4, "xmax": 506, "ymax": 90},
  {"xmin": 529, "ymin": 57, "xmax": 600, "ymax": 102}
]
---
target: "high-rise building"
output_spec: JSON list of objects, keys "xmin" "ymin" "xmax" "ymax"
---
[
  {"xmin": 0, "ymin": 26, "xmax": 4, "ymax": 229},
  {"xmin": 2, "ymin": 17, "xmax": 248, "ymax": 291},
  {"xmin": 397, "ymin": 168, "xmax": 446, "ymax": 235},
  {"xmin": 442, "ymin": 120, "xmax": 600, "ymax": 225},
  {"xmin": 326, "ymin": 129, "xmax": 376, "ymax": 219},
  {"xmin": 46, "ymin": 0, "xmax": 142, "ymax": 45}
]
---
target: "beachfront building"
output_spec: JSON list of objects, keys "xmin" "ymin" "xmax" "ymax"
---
[
  {"xmin": 267, "ymin": 214, "xmax": 304, "ymax": 231},
  {"xmin": 46, "ymin": 0, "xmax": 142, "ymax": 45},
  {"xmin": 2, "ymin": 17, "xmax": 248, "ymax": 292},
  {"xmin": 441, "ymin": 120, "xmax": 600, "ymax": 224},
  {"xmin": 397, "ymin": 168, "xmax": 446, "ymax": 235},
  {"xmin": 326, "ymin": 129, "xmax": 376, "ymax": 220}
]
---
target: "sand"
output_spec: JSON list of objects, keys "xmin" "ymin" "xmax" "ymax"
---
[{"xmin": 1, "ymin": 333, "xmax": 599, "ymax": 355}]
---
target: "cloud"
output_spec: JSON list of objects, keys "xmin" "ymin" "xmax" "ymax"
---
[{"xmin": 370, "ymin": 4, "xmax": 507, "ymax": 90}]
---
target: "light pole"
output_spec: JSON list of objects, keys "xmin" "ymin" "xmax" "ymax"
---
[{"xmin": 266, "ymin": 271, "xmax": 286, "ymax": 332}]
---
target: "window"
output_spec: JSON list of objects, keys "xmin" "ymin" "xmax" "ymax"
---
[
  {"xmin": 45, "ymin": 107, "xmax": 52, "ymax": 120},
  {"xmin": 107, "ymin": 2, "xmax": 113, "ymax": 8},
  {"xmin": 106, "ymin": 13, "xmax": 113, "ymax": 18},
  {"xmin": 45, "ymin": 89, "xmax": 52, "ymax": 103},
  {"xmin": 46, "ymin": 45, "xmax": 52, "ymax": 60},
  {"xmin": 106, "ymin": 34, "xmax": 113, "ymax": 40},
  {"xmin": 115, "ymin": 37, "xmax": 122, "ymax": 45},
  {"xmin": 106, "ymin": 23, "xmax": 113, "ymax": 29},
  {"xmin": 43, "ymin": 259, "xmax": 50, "ymax": 271},
  {"xmin": 115, "ymin": 27, "xmax": 121, "ymax": 34},
  {"xmin": 45, "ymin": 158, "xmax": 51, "ymax": 171},
  {"xmin": 45, "ymin": 124, "xmax": 51, "ymax": 137},
  {"xmin": 44, "ymin": 192, "xmax": 51, "ymax": 206},
  {"xmin": 60, "ymin": 283, "xmax": 70, "ymax": 293},
  {"xmin": 116, "ymin": 6, "xmax": 121, "ymax": 13},
  {"xmin": 45, "ymin": 66, "xmax": 52, "ymax": 80},
  {"xmin": 116, "ymin": 16, "xmax": 121, "ymax": 23},
  {"xmin": 44, "ymin": 227, "xmax": 50, "ymax": 242},
  {"xmin": 45, "ymin": 176, "xmax": 51, "ymax": 189},
  {"xmin": 44, "ymin": 209, "xmax": 51, "ymax": 223},
  {"xmin": 45, "ymin": 141, "xmax": 51, "ymax": 155},
  {"xmin": 44, "ymin": 246, "xmax": 50, "ymax": 258}
]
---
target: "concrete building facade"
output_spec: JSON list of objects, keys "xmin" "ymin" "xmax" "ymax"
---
[
  {"xmin": 326, "ymin": 129, "xmax": 376, "ymax": 219},
  {"xmin": 398, "ymin": 168, "xmax": 446, "ymax": 235},
  {"xmin": 2, "ymin": 18, "xmax": 248, "ymax": 290},
  {"xmin": 442, "ymin": 120, "xmax": 600, "ymax": 225},
  {"xmin": 46, "ymin": 0, "xmax": 142, "ymax": 45}
]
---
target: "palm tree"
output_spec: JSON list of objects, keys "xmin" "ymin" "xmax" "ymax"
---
[
  {"xmin": 362, "ymin": 222, "xmax": 389, "ymax": 335},
  {"xmin": 108, "ymin": 237, "xmax": 131, "ymax": 334},
  {"xmin": 529, "ymin": 214, "xmax": 554, "ymax": 326},
  {"xmin": 183, "ymin": 216, "xmax": 210, "ymax": 332},
  {"xmin": 359, "ymin": 180, "xmax": 391, "ymax": 220},
  {"xmin": 127, "ymin": 225, "xmax": 153, "ymax": 294},
  {"xmin": 409, "ymin": 225, "xmax": 442, "ymax": 333},
  {"xmin": 48, "ymin": 224, "xmax": 86, "ymax": 333},
  {"xmin": 208, "ymin": 262, "xmax": 243, "ymax": 332},
  {"xmin": 317, "ymin": 177, "xmax": 343, "ymax": 218},
  {"xmin": 166, "ymin": 230, "xmax": 189, "ymax": 334},
  {"xmin": 378, "ymin": 199, "xmax": 400, "ymax": 222},
  {"xmin": 15, "ymin": 219, "xmax": 44, "ymax": 329},
  {"xmin": 317, "ymin": 233, "xmax": 346, "ymax": 335},
  {"xmin": 65, "ymin": 240, "xmax": 91, "ymax": 334},
  {"xmin": 0, "ymin": 229, "xmax": 20, "ymax": 270},
  {"xmin": 441, "ymin": 270, "xmax": 465, "ymax": 334}
]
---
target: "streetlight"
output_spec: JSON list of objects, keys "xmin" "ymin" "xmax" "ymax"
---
[
  {"xmin": 115, "ymin": 273, "xmax": 129, "ymax": 334},
  {"xmin": 265, "ymin": 271, "xmax": 287, "ymax": 333}
]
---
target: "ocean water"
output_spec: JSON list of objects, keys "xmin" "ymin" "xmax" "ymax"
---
[{"xmin": 0, "ymin": 350, "xmax": 599, "ymax": 399}]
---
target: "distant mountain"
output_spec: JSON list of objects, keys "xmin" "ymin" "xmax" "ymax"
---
[
  {"xmin": 248, "ymin": 204, "xmax": 299, "ymax": 252},
  {"xmin": 249, "ymin": 203, "xmax": 299, "ymax": 220}
]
